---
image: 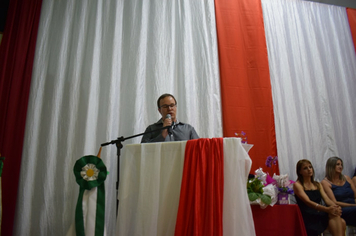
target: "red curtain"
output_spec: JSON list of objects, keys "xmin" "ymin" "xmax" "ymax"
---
[
  {"xmin": 214, "ymin": 0, "xmax": 278, "ymax": 175},
  {"xmin": 175, "ymin": 138, "xmax": 224, "ymax": 236},
  {"xmin": 347, "ymin": 8, "xmax": 356, "ymax": 54},
  {"xmin": 0, "ymin": 0, "xmax": 43, "ymax": 234}
]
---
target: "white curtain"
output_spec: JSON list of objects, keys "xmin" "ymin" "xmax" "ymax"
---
[
  {"xmin": 13, "ymin": 0, "xmax": 222, "ymax": 235},
  {"xmin": 262, "ymin": 0, "xmax": 356, "ymax": 182}
]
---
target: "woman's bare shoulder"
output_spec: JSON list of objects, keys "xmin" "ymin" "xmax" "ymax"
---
[{"xmin": 321, "ymin": 178, "xmax": 331, "ymax": 185}]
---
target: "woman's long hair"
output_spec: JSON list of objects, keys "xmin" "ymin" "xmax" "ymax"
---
[
  {"xmin": 325, "ymin": 156, "xmax": 345, "ymax": 182},
  {"xmin": 296, "ymin": 159, "xmax": 320, "ymax": 190}
]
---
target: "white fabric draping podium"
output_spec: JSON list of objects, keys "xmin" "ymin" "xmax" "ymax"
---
[{"xmin": 116, "ymin": 137, "xmax": 256, "ymax": 236}]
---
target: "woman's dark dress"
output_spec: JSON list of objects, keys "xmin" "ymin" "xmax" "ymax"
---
[
  {"xmin": 295, "ymin": 190, "xmax": 328, "ymax": 236},
  {"xmin": 331, "ymin": 181, "xmax": 356, "ymax": 226}
]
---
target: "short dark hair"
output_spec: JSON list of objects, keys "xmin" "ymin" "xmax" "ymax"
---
[{"xmin": 157, "ymin": 93, "xmax": 177, "ymax": 109}]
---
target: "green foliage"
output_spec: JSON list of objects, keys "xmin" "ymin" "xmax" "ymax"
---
[
  {"xmin": 247, "ymin": 178, "xmax": 272, "ymax": 205},
  {"xmin": 260, "ymin": 194, "xmax": 272, "ymax": 205}
]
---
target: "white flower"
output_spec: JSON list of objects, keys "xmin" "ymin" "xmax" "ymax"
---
[{"xmin": 81, "ymin": 163, "xmax": 100, "ymax": 181}]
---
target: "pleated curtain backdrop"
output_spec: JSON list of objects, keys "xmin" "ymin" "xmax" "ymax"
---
[
  {"xmin": 261, "ymin": 0, "xmax": 356, "ymax": 181},
  {"xmin": 214, "ymin": 0, "xmax": 278, "ymax": 174},
  {"xmin": 347, "ymin": 8, "xmax": 356, "ymax": 52},
  {"xmin": 0, "ymin": 0, "xmax": 355, "ymax": 235},
  {"xmin": 0, "ymin": 0, "xmax": 43, "ymax": 235},
  {"xmin": 13, "ymin": 0, "xmax": 222, "ymax": 235}
]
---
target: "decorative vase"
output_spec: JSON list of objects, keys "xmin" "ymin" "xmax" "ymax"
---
[{"xmin": 278, "ymin": 192, "xmax": 289, "ymax": 205}]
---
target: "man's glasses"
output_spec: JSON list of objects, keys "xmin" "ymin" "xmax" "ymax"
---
[{"xmin": 160, "ymin": 104, "xmax": 177, "ymax": 109}]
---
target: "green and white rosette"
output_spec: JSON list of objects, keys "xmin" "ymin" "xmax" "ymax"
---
[{"xmin": 73, "ymin": 155, "xmax": 107, "ymax": 236}]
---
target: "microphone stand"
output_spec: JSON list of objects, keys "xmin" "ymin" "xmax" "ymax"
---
[{"xmin": 101, "ymin": 125, "xmax": 171, "ymax": 216}]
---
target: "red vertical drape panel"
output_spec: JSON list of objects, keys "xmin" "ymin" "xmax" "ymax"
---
[
  {"xmin": 214, "ymin": 0, "xmax": 278, "ymax": 174},
  {"xmin": 175, "ymin": 138, "xmax": 224, "ymax": 236},
  {"xmin": 347, "ymin": 8, "xmax": 356, "ymax": 54},
  {"xmin": 0, "ymin": 0, "xmax": 43, "ymax": 234}
]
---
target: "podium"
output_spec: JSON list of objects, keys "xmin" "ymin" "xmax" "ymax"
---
[{"xmin": 116, "ymin": 138, "xmax": 256, "ymax": 236}]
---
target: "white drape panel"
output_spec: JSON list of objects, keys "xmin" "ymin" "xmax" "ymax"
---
[
  {"xmin": 13, "ymin": 0, "xmax": 222, "ymax": 235},
  {"xmin": 262, "ymin": 0, "xmax": 356, "ymax": 181},
  {"xmin": 223, "ymin": 138, "xmax": 255, "ymax": 236},
  {"xmin": 116, "ymin": 141, "xmax": 187, "ymax": 236}
]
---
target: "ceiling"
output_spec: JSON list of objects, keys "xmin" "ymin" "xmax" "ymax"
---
[{"xmin": 308, "ymin": 0, "xmax": 356, "ymax": 8}]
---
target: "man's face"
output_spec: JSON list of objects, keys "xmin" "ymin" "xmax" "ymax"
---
[{"xmin": 158, "ymin": 96, "xmax": 177, "ymax": 122}]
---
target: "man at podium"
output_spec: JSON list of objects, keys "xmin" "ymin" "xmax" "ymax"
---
[{"xmin": 141, "ymin": 93, "xmax": 199, "ymax": 143}]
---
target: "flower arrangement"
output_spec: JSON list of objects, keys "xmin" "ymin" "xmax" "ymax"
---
[
  {"xmin": 265, "ymin": 155, "xmax": 278, "ymax": 168},
  {"xmin": 272, "ymin": 173, "xmax": 294, "ymax": 204},
  {"xmin": 246, "ymin": 156, "xmax": 295, "ymax": 207},
  {"xmin": 267, "ymin": 155, "xmax": 293, "ymax": 192},
  {"xmin": 277, "ymin": 186, "xmax": 294, "ymax": 194},
  {"xmin": 247, "ymin": 177, "xmax": 272, "ymax": 205},
  {"xmin": 273, "ymin": 173, "xmax": 294, "ymax": 195},
  {"xmin": 234, "ymin": 131, "xmax": 247, "ymax": 144}
]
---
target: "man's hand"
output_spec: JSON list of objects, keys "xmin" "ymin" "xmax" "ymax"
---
[{"xmin": 163, "ymin": 116, "xmax": 172, "ymax": 127}]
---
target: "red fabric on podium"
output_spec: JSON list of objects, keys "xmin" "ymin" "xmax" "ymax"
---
[{"xmin": 174, "ymin": 138, "xmax": 224, "ymax": 236}]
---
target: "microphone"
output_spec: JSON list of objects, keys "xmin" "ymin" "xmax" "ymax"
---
[{"xmin": 166, "ymin": 114, "xmax": 173, "ymax": 135}]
